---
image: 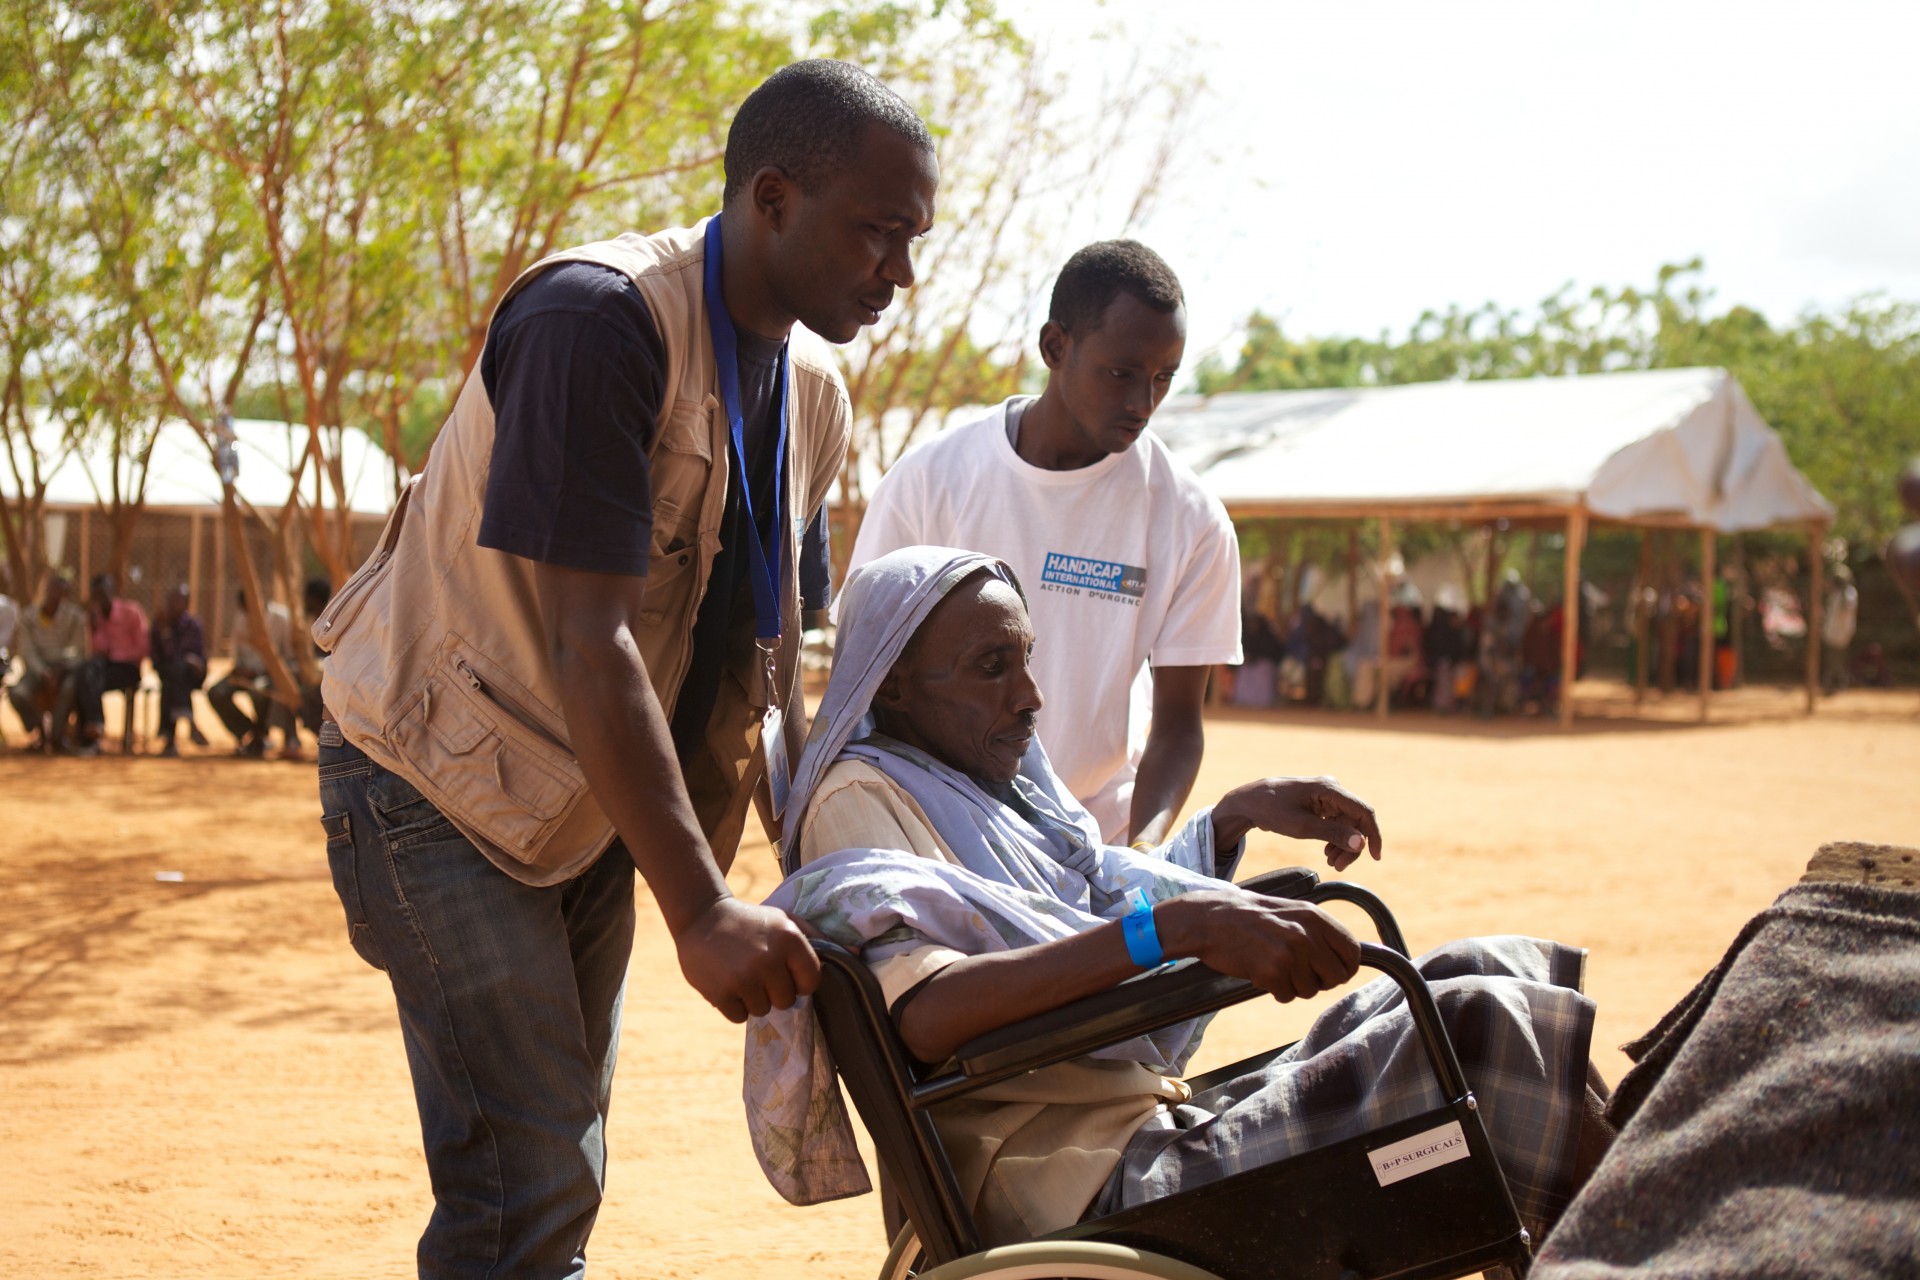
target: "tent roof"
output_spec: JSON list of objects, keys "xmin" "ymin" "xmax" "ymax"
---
[
  {"xmin": 2, "ymin": 416, "xmax": 400, "ymax": 518},
  {"xmin": 1153, "ymin": 366, "xmax": 1832, "ymax": 531}
]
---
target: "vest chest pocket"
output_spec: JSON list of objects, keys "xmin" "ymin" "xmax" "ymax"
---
[
  {"xmin": 649, "ymin": 396, "xmax": 715, "ymax": 546},
  {"xmin": 655, "ymin": 393, "xmax": 716, "ymax": 459},
  {"xmin": 637, "ymin": 539, "xmax": 701, "ymax": 623},
  {"xmin": 385, "ymin": 642, "xmax": 586, "ymax": 863},
  {"xmin": 638, "ymin": 397, "xmax": 718, "ymax": 635}
]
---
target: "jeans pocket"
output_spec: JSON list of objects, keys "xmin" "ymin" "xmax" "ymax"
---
[
  {"xmin": 367, "ymin": 766, "xmax": 461, "ymax": 846},
  {"xmin": 322, "ymin": 810, "xmax": 385, "ymax": 972}
]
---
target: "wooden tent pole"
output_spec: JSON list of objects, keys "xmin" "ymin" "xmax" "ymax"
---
[
  {"xmin": 1657, "ymin": 532, "xmax": 1678, "ymax": 693},
  {"xmin": 1806, "ymin": 523, "xmax": 1825, "ymax": 715},
  {"xmin": 1730, "ymin": 535, "xmax": 1746, "ymax": 688},
  {"xmin": 1634, "ymin": 528, "xmax": 1651, "ymax": 704},
  {"xmin": 1278, "ymin": 523, "xmax": 1297, "ymax": 621},
  {"xmin": 188, "ymin": 511, "xmax": 203, "ymax": 609},
  {"xmin": 1346, "ymin": 526, "xmax": 1358, "ymax": 627},
  {"xmin": 213, "ymin": 512, "xmax": 227, "ymax": 649},
  {"xmin": 1560, "ymin": 506, "xmax": 1585, "ymax": 729},
  {"xmin": 1376, "ymin": 515, "xmax": 1392, "ymax": 721},
  {"xmin": 1697, "ymin": 527, "xmax": 1715, "ymax": 723},
  {"xmin": 1483, "ymin": 525, "xmax": 1499, "ymax": 607}
]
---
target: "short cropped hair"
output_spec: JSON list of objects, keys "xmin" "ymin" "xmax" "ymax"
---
[
  {"xmin": 724, "ymin": 59, "xmax": 931, "ymax": 202},
  {"xmin": 1048, "ymin": 240, "xmax": 1185, "ymax": 334}
]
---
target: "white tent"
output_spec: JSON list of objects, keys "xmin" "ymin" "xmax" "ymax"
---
[
  {"xmin": 1150, "ymin": 367, "xmax": 1833, "ymax": 723},
  {"xmin": 1155, "ymin": 367, "xmax": 1830, "ymax": 530}
]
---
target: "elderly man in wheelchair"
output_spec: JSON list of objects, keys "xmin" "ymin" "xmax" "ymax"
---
[{"xmin": 744, "ymin": 546, "xmax": 1612, "ymax": 1280}]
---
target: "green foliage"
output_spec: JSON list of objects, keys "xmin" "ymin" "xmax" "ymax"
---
[
  {"xmin": 1199, "ymin": 261, "xmax": 1920, "ymax": 548},
  {"xmin": 0, "ymin": 0, "xmax": 1036, "ymax": 584}
]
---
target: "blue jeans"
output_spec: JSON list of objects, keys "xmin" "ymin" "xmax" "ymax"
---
[{"xmin": 319, "ymin": 737, "xmax": 635, "ymax": 1279}]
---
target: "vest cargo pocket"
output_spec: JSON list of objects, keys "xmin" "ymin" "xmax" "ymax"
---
[
  {"xmin": 655, "ymin": 396, "xmax": 715, "ymax": 462},
  {"xmin": 313, "ymin": 476, "xmax": 417, "ymax": 652},
  {"xmin": 385, "ymin": 646, "xmax": 586, "ymax": 864},
  {"xmin": 312, "ymin": 543, "xmax": 395, "ymax": 652},
  {"xmin": 637, "ymin": 396, "xmax": 719, "ymax": 700},
  {"xmin": 643, "ymin": 397, "xmax": 714, "ymax": 613},
  {"xmin": 636, "ymin": 538, "xmax": 699, "ymax": 627}
]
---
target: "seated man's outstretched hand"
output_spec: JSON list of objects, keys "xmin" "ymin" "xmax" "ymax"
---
[
  {"xmin": 676, "ymin": 897, "xmax": 822, "ymax": 1023},
  {"xmin": 1210, "ymin": 776, "xmax": 1384, "ymax": 872},
  {"xmin": 1159, "ymin": 889, "xmax": 1362, "ymax": 1002}
]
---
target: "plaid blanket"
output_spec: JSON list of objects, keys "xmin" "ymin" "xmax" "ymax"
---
[
  {"xmin": 1094, "ymin": 935, "xmax": 1595, "ymax": 1238},
  {"xmin": 1534, "ymin": 876, "xmax": 1920, "ymax": 1277}
]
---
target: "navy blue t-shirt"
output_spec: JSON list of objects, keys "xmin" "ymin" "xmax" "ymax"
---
[{"xmin": 477, "ymin": 261, "xmax": 829, "ymax": 761}]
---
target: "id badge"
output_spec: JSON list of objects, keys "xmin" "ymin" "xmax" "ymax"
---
[{"xmin": 762, "ymin": 704, "xmax": 790, "ymax": 822}]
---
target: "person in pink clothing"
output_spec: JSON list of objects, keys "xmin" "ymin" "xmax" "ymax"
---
[{"xmin": 66, "ymin": 572, "xmax": 149, "ymax": 753}]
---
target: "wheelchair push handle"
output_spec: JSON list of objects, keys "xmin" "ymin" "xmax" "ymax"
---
[
  {"xmin": 1355, "ymin": 941, "xmax": 1474, "ymax": 1104},
  {"xmin": 1306, "ymin": 881, "xmax": 1412, "ymax": 959}
]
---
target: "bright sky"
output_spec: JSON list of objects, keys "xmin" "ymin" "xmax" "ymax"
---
[{"xmin": 1012, "ymin": 0, "xmax": 1920, "ymax": 372}]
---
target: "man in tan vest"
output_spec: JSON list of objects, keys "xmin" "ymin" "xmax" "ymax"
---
[{"xmin": 312, "ymin": 61, "xmax": 937, "ymax": 1277}]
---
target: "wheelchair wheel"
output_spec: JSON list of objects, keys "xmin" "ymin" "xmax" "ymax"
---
[
  {"xmin": 877, "ymin": 1225, "xmax": 925, "ymax": 1280},
  {"xmin": 914, "ymin": 1240, "xmax": 1224, "ymax": 1280}
]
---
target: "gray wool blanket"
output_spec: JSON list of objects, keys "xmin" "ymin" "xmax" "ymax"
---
[{"xmin": 1534, "ymin": 871, "xmax": 1920, "ymax": 1279}]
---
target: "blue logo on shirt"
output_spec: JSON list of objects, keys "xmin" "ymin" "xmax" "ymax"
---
[{"xmin": 1040, "ymin": 552, "xmax": 1147, "ymax": 599}]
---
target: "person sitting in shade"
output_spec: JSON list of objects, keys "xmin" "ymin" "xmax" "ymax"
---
[
  {"xmin": 65, "ymin": 572, "xmax": 149, "ymax": 754},
  {"xmin": 743, "ymin": 545, "xmax": 1613, "ymax": 1247},
  {"xmin": 7, "ymin": 576, "xmax": 87, "ymax": 750},
  {"xmin": 0, "ymin": 577, "xmax": 17, "ymax": 668},
  {"xmin": 149, "ymin": 584, "xmax": 210, "ymax": 756},
  {"xmin": 208, "ymin": 588, "xmax": 295, "ymax": 758}
]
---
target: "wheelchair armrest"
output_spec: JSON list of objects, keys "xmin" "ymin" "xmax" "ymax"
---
[
  {"xmin": 951, "ymin": 869, "xmax": 1315, "ymax": 1082},
  {"xmin": 1237, "ymin": 865, "xmax": 1320, "ymax": 899},
  {"xmin": 950, "ymin": 868, "xmax": 1327, "ymax": 1082},
  {"xmin": 953, "ymin": 957, "xmax": 1256, "ymax": 1081},
  {"xmin": 947, "ymin": 943, "xmax": 1470, "ymax": 1105}
]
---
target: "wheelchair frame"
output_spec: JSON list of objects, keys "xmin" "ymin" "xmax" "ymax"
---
[{"xmin": 807, "ymin": 869, "xmax": 1535, "ymax": 1280}]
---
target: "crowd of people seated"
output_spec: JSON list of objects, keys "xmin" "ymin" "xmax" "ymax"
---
[
  {"xmin": 1227, "ymin": 574, "xmax": 1587, "ymax": 718},
  {"xmin": 0, "ymin": 569, "xmax": 331, "ymax": 758}
]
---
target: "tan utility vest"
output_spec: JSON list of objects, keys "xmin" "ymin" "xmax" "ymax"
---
[{"xmin": 314, "ymin": 221, "xmax": 850, "ymax": 886}]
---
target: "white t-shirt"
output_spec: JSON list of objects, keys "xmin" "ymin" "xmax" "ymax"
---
[{"xmin": 848, "ymin": 397, "xmax": 1241, "ymax": 839}]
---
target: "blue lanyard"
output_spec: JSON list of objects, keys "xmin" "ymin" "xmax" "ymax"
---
[{"xmin": 701, "ymin": 215, "xmax": 789, "ymax": 641}]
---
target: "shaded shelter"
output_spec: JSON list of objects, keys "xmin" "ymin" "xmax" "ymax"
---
[
  {"xmin": 2, "ymin": 417, "xmax": 396, "ymax": 640},
  {"xmin": 1154, "ymin": 367, "xmax": 1833, "ymax": 725}
]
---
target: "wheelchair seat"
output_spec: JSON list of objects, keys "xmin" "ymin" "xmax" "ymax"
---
[{"xmin": 806, "ymin": 869, "xmax": 1534, "ymax": 1280}]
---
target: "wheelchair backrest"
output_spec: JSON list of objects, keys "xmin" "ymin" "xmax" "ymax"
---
[{"xmin": 808, "ymin": 940, "xmax": 986, "ymax": 1261}]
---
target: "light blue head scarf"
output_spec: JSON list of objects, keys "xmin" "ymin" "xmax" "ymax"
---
[
  {"xmin": 743, "ymin": 546, "xmax": 1242, "ymax": 1206},
  {"xmin": 780, "ymin": 544, "xmax": 1022, "ymax": 872}
]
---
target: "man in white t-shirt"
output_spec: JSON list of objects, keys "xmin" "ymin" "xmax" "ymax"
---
[{"xmin": 848, "ymin": 240, "xmax": 1240, "ymax": 842}]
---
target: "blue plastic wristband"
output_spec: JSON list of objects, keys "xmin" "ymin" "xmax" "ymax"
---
[{"xmin": 1120, "ymin": 888, "xmax": 1164, "ymax": 969}]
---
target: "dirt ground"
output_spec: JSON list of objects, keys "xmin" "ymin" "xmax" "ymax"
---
[{"xmin": 2, "ymin": 682, "xmax": 1915, "ymax": 1279}]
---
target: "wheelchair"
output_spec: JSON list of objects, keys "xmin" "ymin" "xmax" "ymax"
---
[{"xmin": 807, "ymin": 868, "xmax": 1536, "ymax": 1280}]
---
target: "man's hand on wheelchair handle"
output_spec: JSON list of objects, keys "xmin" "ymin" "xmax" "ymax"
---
[
  {"xmin": 1210, "ymin": 776, "xmax": 1383, "ymax": 872},
  {"xmin": 675, "ymin": 896, "xmax": 822, "ymax": 1024},
  {"xmin": 1158, "ymin": 890, "xmax": 1362, "ymax": 1002}
]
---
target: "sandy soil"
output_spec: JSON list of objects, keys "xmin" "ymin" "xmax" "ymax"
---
[{"xmin": 2, "ymin": 682, "xmax": 1915, "ymax": 1279}]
